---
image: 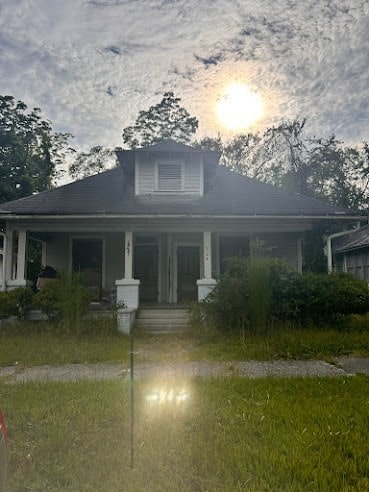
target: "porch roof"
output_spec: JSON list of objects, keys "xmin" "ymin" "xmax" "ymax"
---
[
  {"xmin": 0, "ymin": 165, "xmax": 363, "ymax": 219},
  {"xmin": 333, "ymin": 225, "xmax": 369, "ymax": 253}
]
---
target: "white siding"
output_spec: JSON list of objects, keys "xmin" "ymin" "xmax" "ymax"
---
[
  {"xmin": 46, "ymin": 234, "xmax": 69, "ymax": 272},
  {"xmin": 136, "ymin": 157, "xmax": 156, "ymax": 194},
  {"xmin": 184, "ymin": 160, "xmax": 201, "ymax": 193}
]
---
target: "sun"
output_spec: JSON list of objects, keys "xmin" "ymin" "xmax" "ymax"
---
[{"xmin": 216, "ymin": 83, "xmax": 264, "ymax": 131}]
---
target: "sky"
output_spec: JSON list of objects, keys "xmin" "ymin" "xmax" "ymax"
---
[{"xmin": 1, "ymin": 0, "xmax": 369, "ymax": 153}]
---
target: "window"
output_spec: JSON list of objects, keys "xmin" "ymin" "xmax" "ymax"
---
[
  {"xmin": 219, "ymin": 236, "xmax": 250, "ymax": 273},
  {"xmin": 156, "ymin": 161, "xmax": 183, "ymax": 191}
]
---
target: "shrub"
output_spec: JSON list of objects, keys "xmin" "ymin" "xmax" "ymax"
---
[
  {"xmin": 289, "ymin": 273, "xmax": 369, "ymax": 323},
  {"xmin": 33, "ymin": 273, "xmax": 91, "ymax": 333},
  {"xmin": 0, "ymin": 288, "xmax": 33, "ymax": 320},
  {"xmin": 0, "ymin": 291, "xmax": 16, "ymax": 319},
  {"xmin": 247, "ymin": 257, "xmax": 272, "ymax": 331},
  {"xmin": 33, "ymin": 281, "xmax": 59, "ymax": 320},
  {"xmin": 191, "ymin": 257, "xmax": 369, "ymax": 332},
  {"xmin": 194, "ymin": 257, "xmax": 292, "ymax": 333}
]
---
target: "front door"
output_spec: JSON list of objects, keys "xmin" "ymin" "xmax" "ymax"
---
[
  {"xmin": 72, "ymin": 239, "xmax": 103, "ymax": 299},
  {"xmin": 134, "ymin": 244, "xmax": 159, "ymax": 303},
  {"xmin": 177, "ymin": 246, "xmax": 200, "ymax": 303}
]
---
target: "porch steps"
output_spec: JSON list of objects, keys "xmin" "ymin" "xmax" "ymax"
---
[{"xmin": 135, "ymin": 308, "xmax": 190, "ymax": 333}]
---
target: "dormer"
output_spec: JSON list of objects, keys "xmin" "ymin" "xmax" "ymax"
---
[{"xmin": 116, "ymin": 140, "xmax": 220, "ymax": 197}]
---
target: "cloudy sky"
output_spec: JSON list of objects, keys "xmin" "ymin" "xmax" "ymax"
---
[{"xmin": 1, "ymin": 0, "xmax": 368, "ymax": 152}]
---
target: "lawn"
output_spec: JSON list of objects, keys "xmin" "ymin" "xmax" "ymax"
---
[
  {"xmin": 1, "ymin": 376, "xmax": 369, "ymax": 490},
  {"xmin": 0, "ymin": 318, "xmax": 131, "ymax": 367},
  {"xmin": 192, "ymin": 327, "xmax": 369, "ymax": 362},
  {"xmin": 2, "ymin": 318, "xmax": 369, "ymax": 367}
]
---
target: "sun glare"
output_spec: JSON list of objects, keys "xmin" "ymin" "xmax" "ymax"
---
[{"xmin": 216, "ymin": 83, "xmax": 264, "ymax": 131}]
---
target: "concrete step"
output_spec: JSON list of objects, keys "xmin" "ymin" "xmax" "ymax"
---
[
  {"xmin": 136, "ymin": 313, "xmax": 189, "ymax": 321},
  {"xmin": 139, "ymin": 324, "xmax": 189, "ymax": 334},
  {"xmin": 146, "ymin": 329, "xmax": 188, "ymax": 334},
  {"xmin": 136, "ymin": 314, "xmax": 189, "ymax": 322},
  {"xmin": 136, "ymin": 308, "xmax": 190, "ymax": 332},
  {"xmin": 135, "ymin": 319, "xmax": 188, "ymax": 327},
  {"xmin": 137, "ymin": 309, "xmax": 189, "ymax": 319}
]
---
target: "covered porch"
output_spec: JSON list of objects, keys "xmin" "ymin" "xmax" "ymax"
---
[{"xmin": 0, "ymin": 216, "xmax": 305, "ymax": 308}]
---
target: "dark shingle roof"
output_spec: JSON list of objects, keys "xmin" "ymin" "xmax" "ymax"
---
[
  {"xmin": 333, "ymin": 225, "xmax": 369, "ymax": 253},
  {"xmin": 0, "ymin": 165, "xmax": 361, "ymax": 217}
]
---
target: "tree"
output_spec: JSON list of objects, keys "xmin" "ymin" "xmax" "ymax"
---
[
  {"xmin": 197, "ymin": 120, "xmax": 369, "ymax": 211},
  {"xmin": 0, "ymin": 95, "xmax": 72, "ymax": 203},
  {"xmin": 69, "ymin": 145, "xmax": 115, "ymax": 180},
  {"xmin": 122, "ymin": 92, "xmax": 198, "ymax": 148}
]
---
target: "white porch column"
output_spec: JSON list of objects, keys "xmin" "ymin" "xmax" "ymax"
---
[
  {"xmin": 6, "ymin": 231, "xmax": 28, "ymax": 289},
  {"xmin": 16, "ymin": 231, "xmax": 27, "ymax": 282},
  {"xmin": 115, "ymin": 231, "xmax": 140, "ymax": 315},
  {"xmin": 197, "ymin": 231, "xmax": 216, "ymax": 301},
  {"xmin": 5, "ymin": 231, "xmax": 14, "ymax": 282},
  {"xmin": 124, "ymin": 231, "xmax": 133, "ymax": 280},
  {"xmin": 204, "ymin": 230, "xmax": 212, "ymax": 279}
]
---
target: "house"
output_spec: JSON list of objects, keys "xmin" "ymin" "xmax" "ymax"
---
[
  {"xmin": 332, "ymin": 225, "xmax": 369, "ymax": 281},
  {"xmin": 0, "ymin": 140, "xmax": 364, "ymax": 322}
]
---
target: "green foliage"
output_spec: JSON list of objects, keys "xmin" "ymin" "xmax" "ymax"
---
[
  {"xmin": 197, "ymin": 119, "xmax": 369, "ymax": 210},
  {"xmin": 69, "ymin": 145, "xmax": 115, "ymax": 179},
  {"xmin": 193, "ymin": 257, "xmax": 369, "ymax": 333},
  {"xmin": 0, "ymin": 290, "xmax": 16, "ymax": 319},
  {"xmin": 0, "ymin": 287, "xmax": 33, "ymax": 320},
  {"xmin": 33, "ymin": 273, "xmax": 91, "ymax": 333},
  {"xmin": 290, "ymin": 272, "xmax": 369, "ymax": 323},
  {"xmin": 0, "ymin": 95, "xmax": 73, "ymax": 203},
  {"xmin": 122, "ymin": 92, "xmax": 198, "ymax": 148},
  {"xmin": 195, "ymin": 257, "xmax": 289, "ymax": 333},
  {"xmin": 33, "ymin": 281, "xmax": 59, "ymax": 320},
  {"xmin": 247, "ymin": 257, "xmax": 272, "ymax": 331}
]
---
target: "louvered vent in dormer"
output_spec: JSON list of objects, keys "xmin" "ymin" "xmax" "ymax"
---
[
  {"xmin": 135, "ymin": 155, "xmax": 203, "ymax": 195},
  {"xmin": 157, "ymin": 162, "xmax": 183, "ymax": 191}
]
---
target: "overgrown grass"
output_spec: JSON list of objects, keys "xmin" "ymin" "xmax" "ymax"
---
[
  {"xmin": 1, "ymin": 377, "xmax": 369, "ymax": 490},
  {"xmin": 2, "ymin": 318, "xmax": 369, "ymax": 367},
  {"xmin": 0, "ymin": 317, "xmax": 130, "ymax": 367},
  {"xmin": 192, "ymin": 326, "xmax": 369, "ymax": 361}
]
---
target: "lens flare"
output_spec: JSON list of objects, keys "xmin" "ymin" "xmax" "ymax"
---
[{"xmin": 216, "ymin": 83, "xmax": 264, "ymax": 131}]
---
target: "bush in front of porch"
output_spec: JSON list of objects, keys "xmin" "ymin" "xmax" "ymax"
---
[
  {"xmin": 33, "ymin": 272, "xmax": 91, "ymax": 334},
  {"xmin": 0, "ymin": 287, "xmax": 33, "ymax": 321},
  {"xmin": 191, "ymin": 257, "xmax": 369, "ymax": 334}
]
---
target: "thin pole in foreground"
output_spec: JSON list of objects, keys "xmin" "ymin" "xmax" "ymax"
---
[{"xmin": 130, "ymin": 325, "xmax": 134, "ymax": 468}]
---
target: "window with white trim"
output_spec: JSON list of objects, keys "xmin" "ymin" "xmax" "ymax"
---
[{"xmin": 156, "ymin": 161, "xmax": 183, "ymax": 191}]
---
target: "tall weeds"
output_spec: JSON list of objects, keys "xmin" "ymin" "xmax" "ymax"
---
[
  {"xmin": 247, "ymin": 257, "xmax": 272, "ymax": 334},
  {"xmin": 34, "ymin": 272, "xmax": 90, "ymax": 334}
]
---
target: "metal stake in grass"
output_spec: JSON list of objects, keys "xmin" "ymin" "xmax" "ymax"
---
[{"xmin": 130, "ymin": 324, "xmax": 134, "ymax": 468}]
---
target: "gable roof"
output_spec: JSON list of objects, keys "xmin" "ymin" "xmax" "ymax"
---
[
  {"xmin": 0, "ymin": 165, "xmax": 362, "ymax": 218},
  {"xmin": 333, "ymin": 225, "xmax": 369, "ymax": 253}
]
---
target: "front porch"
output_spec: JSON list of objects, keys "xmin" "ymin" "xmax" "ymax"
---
[
  {"xmin": 0, "ymin": 222, "xmax": 304, "ymax": 311},
  {"xmin": 116, "ymin": 231, "xmax": 217, "ymax": 309}
]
